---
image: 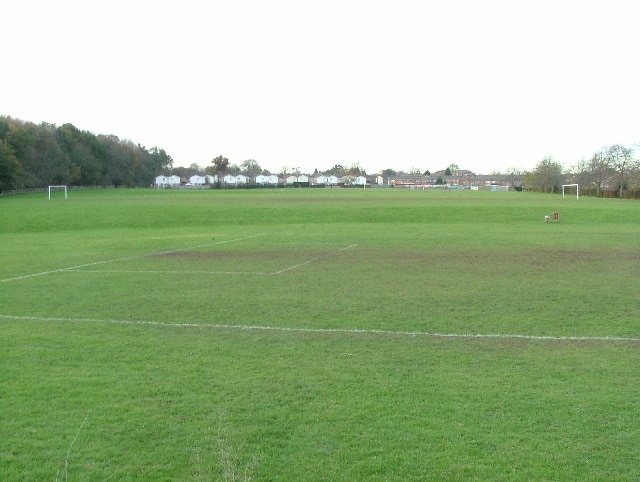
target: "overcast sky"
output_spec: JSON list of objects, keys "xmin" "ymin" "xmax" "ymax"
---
[{"xmin": 4, "ymin": 1, "xmax": 639, "ymax": 174}]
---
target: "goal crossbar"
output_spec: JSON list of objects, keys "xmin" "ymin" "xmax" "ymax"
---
[{"xmin": 562, "ymin": 184, "xmax": 579, "ymax": 199}]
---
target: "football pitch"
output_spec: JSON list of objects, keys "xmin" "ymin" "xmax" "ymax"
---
[{"xmin": 1, "ymin": 188, "xmax": 639, "ymax": 480}]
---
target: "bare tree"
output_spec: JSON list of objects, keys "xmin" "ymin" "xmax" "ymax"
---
[
  {"xmin": 571, "ymin": 150, "xmax": 613, "ymax": 196},
  {"xmin": 606, "ymin": 144, "xmax": 636, "ymax": 198},
  {"xmin": 533, "ymin": 157, "xmax": 565, "ymax": 192},
  {"xmin": 506, "ymin": 167, "xmax": 523, "ymax": 188},
  {"xmin": 588, "ymin": 150, "xmax": 614, "ymax": 195}
]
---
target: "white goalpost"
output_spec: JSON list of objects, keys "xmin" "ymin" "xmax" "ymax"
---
[
  {"xmin": 562, "ymin": 184, "xmax": 579, "ymax": 199},
  {"xmin": 48, "ymin": 185, "xmax": 68, "ymax": 200}
]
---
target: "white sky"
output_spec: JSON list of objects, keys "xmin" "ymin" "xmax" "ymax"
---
[{"xmin": 4, "ymin": 0, "xmax": 639, "ymax": 174}]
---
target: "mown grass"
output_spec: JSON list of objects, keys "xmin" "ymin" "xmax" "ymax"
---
[{"xmin": 1, "ymin": 188, "xmax": 639, "ymax": 480}]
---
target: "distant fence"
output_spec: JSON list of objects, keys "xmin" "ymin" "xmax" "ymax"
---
[
  {"xmin": 0, "ymin": 185, "xmax": 115, "ymax": 197},
  {"xmin": 0, "ymin": 187, "xmax": 48, "ymax": 197},
  {"xmin": 578, "ymin": 188, "xmax": 640, "ymax": 199},
  {"xmin": 524, "ymin": 187, "xmax": 640, "ymax": 199},
  {"xmin": 3, "ymin": 185, "xmax": 639, "ymax": 199}
]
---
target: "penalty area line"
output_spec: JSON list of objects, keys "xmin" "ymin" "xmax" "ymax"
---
[
  {"xmin": 68, "ymin": 243, "xmax": 359, "ymax": 276},
  {"xmin": 0, "ymin": 233, "xmax": 266, "ymax": 283},
  {"xmin": 1, "ymin": 314, "xmax": 639, "ymax": 343},
  {"xmin": 275, "ymin": 243, "xmax": 359, "ymax": 274},
  {"xmin": 67, "ymin": 269, "xmax": 274, "ymax": 275}
]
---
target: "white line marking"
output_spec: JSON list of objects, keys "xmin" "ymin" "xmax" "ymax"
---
[
  {"xmin": 275, "ymin": 244, "xmax": 358, "ymax": 274},
  {"xmin": 68, "ymin": 270, "xmax": 274, "ymax": 275},
  {"xmin": 0, "ymin": 234, "xmax": 265, "ymax": 283},
  {"xmin": 22, "ymin": 242, "xmax": 358, "ymax": 277},
  {"xmin": 1, "ymin": 315, "xmax": 638, "ymax": 343}
]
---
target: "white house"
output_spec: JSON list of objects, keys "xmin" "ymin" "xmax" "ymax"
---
[
  {"xmin": 314, "ymin": 175, "xmax": 328, "ymax": 185},
  {"xmin": 205, "ymin": 174, "xmax": 218, "ymax": 184},
  {"xmin": 354, "ymin": 176, "xmax": 367, "ymax": 186},
  {"xmin": 189, "ymin": 175, "xmax": 206, "ymax": 186},
  {"xmin": 298, "ymin": 175, "xmax": 309, "ymax": 184},
  {"xmin": 223, "ymin": 174, "xmax": 248, "ymax": 185},
  {"xmin": 312, "ymin": 175, "xmax": 339, "ymax": 186},
  {"xmin": 255, "ymin": 174, "xmax": 279, "ymax": 185},
  {"xmin": 155, "ymin": 175, "xmax": 181, "ymax": 188}
]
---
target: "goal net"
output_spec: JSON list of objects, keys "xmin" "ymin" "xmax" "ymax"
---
[
  {"xmin": 48, "ymin": 185, "xmax": 68, "ymax": 200},
  {"xmin": 561, "ymin": 184, "xmax": 578, "ymax": 199}
]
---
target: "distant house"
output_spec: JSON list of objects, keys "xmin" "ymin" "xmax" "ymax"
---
[
  {"xmin": 256, "ymin": 174, "xmax": 279, "ymax": 185},
  {"xmin": 312, "ymin": 175, "xmax": 339, "ymax": 186},
  {"xmin": 189, "ymin": 175, "xmax": 206, "ymax": 186},
  {"xmin": 340, "ymin": 176, "xmax": 365, "ymax": 186},
  {"xmin": 155, "ymin": 175, "xmax": 181, "ymax": 188},
  {"xmin": 282, "ymin": 175, "xmax": 309, "ymax": 186},
  {"xmin": 223, "ymin": 174, "xmax": 248, "ymax": 185},
  {"xmin": 205, "ymin": 174, "xmax": 218, "ymax": 184},
  {"xmin": 313, "ymin": 175, "xmax": 328, "ymax": 185}
]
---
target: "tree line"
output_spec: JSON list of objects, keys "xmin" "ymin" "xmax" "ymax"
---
[
  {"xmin": 524, "ymin": 145, "xmax": 639, "ymax": 198},
  {"xmin": 0, "ymin": 116, "xmax": 173, "ymax": 192},
  {"xmin": 169, "ymin": 156, "xmax": 369, "ymax": 180},
  {"xmin": 2, "ymin": 116, "xmax": 638, "ymax": 198}
]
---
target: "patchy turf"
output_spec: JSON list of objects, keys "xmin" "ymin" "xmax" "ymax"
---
[{"xmin": 1, "ymin": 188, "xmax": 639, "ymax": 480}]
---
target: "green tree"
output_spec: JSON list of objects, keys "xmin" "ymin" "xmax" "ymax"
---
[
  {"xmin": 347, "ymin": 163, "xmax": 365, "ymax": 175},
  {"xmin": 241, "ymin": 159, "xmax": 262, "ymax": 176},
  {"xmin": 0, "ymin": 116, "xmax": 172, "ymax": 188},
  {"xmin": 326, "ymin": 164, "xmax": 346, "ymax": 175},
  {"xmin": 533, "ymin": 157, "xmax": 565, "ymax": 192},
  {"xmin": 56, "ymin": 123, "xmax": 104, "ymax": 186},
  {"xmin": 0, "ymin": 118, "xmax": 10, "ymax": 140},
  {"xmin": 147, "ymin": 147, "xmax": 173, "ymax": 174},
  {"xmin": 210, "ymin": 155, "xmax": 229, "ymax": 175},
  {"xmin": 99, "ymin": 135, "xmax": 133, "ymax": 187},
  {"xmin": 0, "ymin": 140, "xmax": 21, "ymax": 191}
]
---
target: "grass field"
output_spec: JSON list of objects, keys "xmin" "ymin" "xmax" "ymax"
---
[{"xmin": 1, "ymin": 188, "xmax": 639, "ymax": 480}]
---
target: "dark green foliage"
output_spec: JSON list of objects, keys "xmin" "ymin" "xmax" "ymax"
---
[{"xmin": 0, "ymin": 116, "xmax": 171, "ymax": 191}]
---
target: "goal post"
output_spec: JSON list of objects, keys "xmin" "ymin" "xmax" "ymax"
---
[
  {"xmin": 48, "ymin": 185, "xmax": 68, "ymax": 200},
  {"xmin": 562, "ymin": 184, "xmax": 579, "ymax": 199}
]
